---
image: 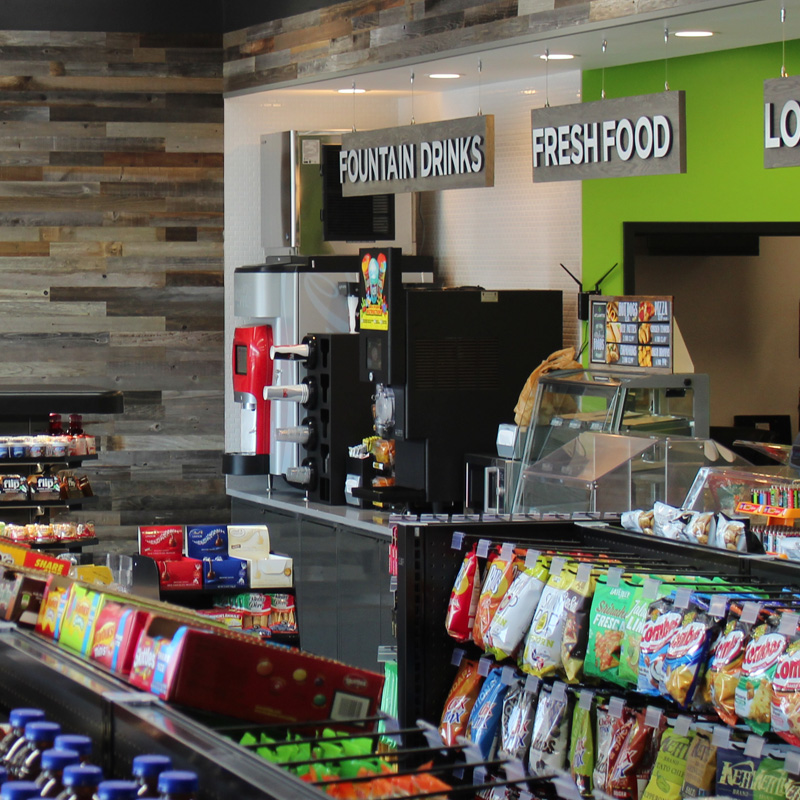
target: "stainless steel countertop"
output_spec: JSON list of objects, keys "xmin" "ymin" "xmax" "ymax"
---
[{"xmin": 226, "ymin": 475, "xmax": 393, "ymax": 538}]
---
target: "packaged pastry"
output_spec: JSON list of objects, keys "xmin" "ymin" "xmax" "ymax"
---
[
  {"xmin": 621, "ymin": 510, "xmax": 655, "ymax": 536},
  {"xmin": 715, "ymin": 513, "xmax": 748, "ymax": 552},
  {"xmin": 561, "ymin": 564, "xmax": 598, "ymax": 683},
  {"xmin": 473, "ymin": 552, "xmax": 518, "ymax": 651},
  {"xmin": 498, "ymin": 677, "xmax": 538, "ymax": 762},
  {"xmin": 521, "ymin": 563, "xmax": 575, "ymax": 678},
  {"xmin": 446, "ymin": 547, "xmax": 481, "ymax": 643},
  {"xmin": 679, "ymin": 729, "xmax": 717, "ymax": 798},
  {"xmin": 0, "ymin": 475, "xmax": 27, "ymax": 502},
  {"xmin": 528, "ymin": 683, "xmax": 571, "ymax": 777},
  {"xmin": 652, "ymin": 502, "xmax": 690, "ymax": 541},
  {"xmin": 486, "ymin": 555, "xmax": 549, "ymax": 660},
  {"xmin": 683, "ymin": 512, "xmax": 715, "ymax": 547},
  {"xmin": 735, "ymin": 616, "xmax": 788, "ymax": 735},
  {"xmin": 585, "ymin": 576, "xmax": 635, "ymax": 686},
  {"xmin": 439, "ymin": 659, "xmax": 483, "ymax": 747}
]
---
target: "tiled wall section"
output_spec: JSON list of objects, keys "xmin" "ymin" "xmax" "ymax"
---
[
  {"xmin": 224, "ymin": 71, "xmax": 581, "ymax": 450},
  {"xmin": 0, "ymin": 31, "xmax": 225, "ymax": 550}
]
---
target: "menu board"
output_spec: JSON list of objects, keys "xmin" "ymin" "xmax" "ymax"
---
[{"xmin": 590, "ymin": 296, "xmax": 673, "ymax": 372}]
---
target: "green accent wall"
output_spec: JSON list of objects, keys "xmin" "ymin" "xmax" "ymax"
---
[{"xmin": 581, "ymin": 39, "xmax": 800, "ymax": 294}]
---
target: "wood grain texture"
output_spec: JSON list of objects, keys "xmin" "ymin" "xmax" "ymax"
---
[
  {"xmin": 223, "ymin": 0, "xmax": 707, "ymax": 93},
  {"xmin": 0, "ymin": 30, "xmax": 226, "ymax": 540}
]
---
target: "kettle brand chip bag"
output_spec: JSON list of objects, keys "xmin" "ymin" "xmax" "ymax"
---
[
  {"xmin": 715, "ymin": 745, "xmax": 762, "ymax": 800},
  {"xmin": 640, "ymin": 728, "xmax": 695, "ymax": 800},
  {"xmin": 446, "ymin": 547, "xmax": 482, "ymax": 643},
  {"xmin": 586, "ymin": 578, "xmax": 635, "ymax": 686},
  {"xmin": 752, "ymin": 758, "xmax": 788, "ymax": 800},
  {"xmin": 487, "ymin": 556, "xmax": 549, "ymax": 660},
  {"xmin": 679, "ymin": 729, "xmax": 717, "ymax": 799}
]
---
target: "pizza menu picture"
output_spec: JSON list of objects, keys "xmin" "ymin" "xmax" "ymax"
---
[{"xmin": 590, "ymin": 295, "xmax": 673, "ymax": 372}]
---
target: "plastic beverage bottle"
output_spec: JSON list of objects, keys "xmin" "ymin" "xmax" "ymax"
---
[
  {"xmin": 36, "ymin": 748, "xmax": 81, "ymax": 797},
  {"xmin": 52, "ymin": 737, "xmax": 92, "ymax": 765},
  {"xmin": 54, "ymin": 763, "xmax": 103, "ymax": 800},
  {"xmin": 92, "ymin": 781, "xmax": 139, "ymax": 800},
  {"xmin": 0, "ymin": 781, "xmax": 43, "ymax": 800},
  {"xmin": 130, "ymin": 756, "xmax": 171, "ymax": 799},
  {"xmin": 13, "ymin": 720, "xmax": 61, "ymax": 780},
  {"xmin": 0, "ymin": 709, "xmax": 46, "ymax": 762},
  {"xmin": 156, "ymin": 771, "xmax": 198, "ymax": 800}
]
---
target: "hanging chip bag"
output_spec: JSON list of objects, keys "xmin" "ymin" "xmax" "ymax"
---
[
  {"xmin": 466, "ymin": 668, "xmax": 509, "ymax": 760},
  {"xmin": 499, "ymin": 677, "xmax": 538, "ymax": 762},
  {"xmin": 486, "ymin": 555, "xmax": 549, "ymax": 660},
  {"xmin": 446, "ymin": 547, "xmax": 481, "ymax": 643},
  {"xmin": 769, "ymin": 617, "xmax": 800, "ymax": 747},
  {"xmin": 439, "ymin": 658, "xmax": 484, "ymax": 747},
  {"xmin": 638, "ymin": 596, "xmax": 682, "ymax": 697},
  {"xmin": 528, "ymin": 683, "xmax": 571, "ymax": 777},
  {"xmin": 679, "ymin": 729, "xmax": 717, "ymax": 799},
  {"xmin": 640, "ymin": 728, "xmax": 695, "ymax": 800},
  {"xmin": 569, "ymin": 696, "xmax": 594, "ymax": 797},
  {"xmin": 561, "ymin": 563, "xmax": 598, "ymax": 683},
  {"xmin": 473, "ymin": 552, "xmax": 518, "ymax": 651},
  {"xmin": 585, "ymin": 576, "xmax": 635, "ymax": 686}
]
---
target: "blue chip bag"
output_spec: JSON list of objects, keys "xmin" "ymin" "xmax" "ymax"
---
[
  {"xmin": 466, "ymin": 668, "xmax": 509, "ymax": 759},
  {"xmin": 638, "ymin": 597, "xmax": 682, "ymax": 696}
]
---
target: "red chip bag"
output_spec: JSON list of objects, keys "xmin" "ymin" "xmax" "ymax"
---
[
  {"xmin": 446, "ymin": 547, "xmax": 481, "ymax": 643},
  {"xmin": 439, "ymin": 659, "xmax": 483, "ymax": 746},
  {"xmin": 473, "ymin": 553, "xmax": 518, "ymax": 651}
]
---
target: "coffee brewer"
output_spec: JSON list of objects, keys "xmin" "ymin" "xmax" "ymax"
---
[{"xmin": 357, "ymin": 247, "xmax": 564, "ymax": 511}]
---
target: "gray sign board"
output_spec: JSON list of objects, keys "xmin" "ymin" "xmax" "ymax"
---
[
  {"xmin": 764, "ymin": 76, "xmax": 800, "ymax": 168},
  {"xmin": 531, "ymin": 91, "xmax": 686, "ymax": 182},
  {"xmin": 340, "ymin": 115, "xmax": 494, "ymax": 196}
]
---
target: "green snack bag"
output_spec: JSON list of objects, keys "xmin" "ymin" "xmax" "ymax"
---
[
  {"xmin": 619, "ymin": 577, "xmax": 667, "ymax": 687},
  {"xmin": 640, "ymin": 728, "xmax": 695, "ymax": 800},
  {"xmin": 753, "ymin": 758, "xmax": 788, "ymax": 800},
  {"xmin": 239, "ymin": 732, "xmax": 257, "ymax": 747},
  {"xmin": 585, "ymin": 575, "xmax": 635, "ymax": 686},
  {"xmin": 569, "ymin": 694, "xmax": 594, "ymax": 796}
]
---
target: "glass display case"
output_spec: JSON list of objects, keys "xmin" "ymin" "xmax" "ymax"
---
[
  {"xmin": 510, "ymin": 431, "xmax": 747, "ymax": 515},
  {"xmin": 683, "ymin": 464, "xmax": 800, "ymax": 516},
  {"xmin": 521, "ymin": 369, "xmax": 710, "ymax": 466}
]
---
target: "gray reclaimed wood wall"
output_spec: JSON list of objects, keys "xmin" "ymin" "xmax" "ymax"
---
[{"xmin": 0, "ymin": 31, "xmax": 225, "ymax": 550}]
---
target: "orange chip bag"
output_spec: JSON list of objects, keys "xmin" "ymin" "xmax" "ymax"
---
[
  {"xmin": 472, "ymin": 553, "xmax": 518, "ymax": 651},
  {"xmin": 439, "ymin": 659, "xmax": 483, "ymax": 747}
]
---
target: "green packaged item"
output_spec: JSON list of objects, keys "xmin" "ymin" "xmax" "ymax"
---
[
  {"xmin": 752, "ymin": 758, "xmax": 788, "ymax": 800},
  {"xmin": 735, "ymin": 619, "xmax": 788, "ymax": 735},
  {"xmin": 569, "ymin": 695, "xmax": 594, "ymax": 796},
  {"xmin": 585, "ymin": 577, "xmax": 635, "ymax": 686},
  {"xmin": 619, "ymin": 578, "xmax": 667, "ymax": 687},
  {"xmin": 640, "ymin": 728, "xmax": 695, "ymax": 800}
]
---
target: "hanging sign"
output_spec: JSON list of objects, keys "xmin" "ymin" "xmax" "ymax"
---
[
  {"xmin": 531, "ymin": 91, "xmax": 686, "ymax": 182},
  {"xmin": 339, "ymin": 115, "xmax": 494, "ymax": 196},
  {"xmin": 764, "ymin": 76, "xmax": 800, "ymax": 168},
  {"xmin": 590, "ymin": 295, "xmax": 674, "ymax": 373}
]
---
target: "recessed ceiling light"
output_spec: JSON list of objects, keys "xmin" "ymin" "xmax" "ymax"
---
[
  {"xmin": 337, "ymin": 87, "xmax": 366, "ymax": 94},
  {"xmin": 540, "ymin": 53, "xmax": 575, "ymax": 61},
  {"xmin": 521, "ymin": 89, "xmax": 537, "ymax": 95},
  {"xmin": 674, "ymin": 30, "xmax": 714, "ymax": 37},
  {"xmin": 428, "ymin": 73, "xmax": 462, "ymax": 79}
]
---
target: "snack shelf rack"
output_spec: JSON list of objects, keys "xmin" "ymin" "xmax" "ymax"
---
[{"xmin": 735, "ymin": 500, "xmax": 800, "ymax": 527}]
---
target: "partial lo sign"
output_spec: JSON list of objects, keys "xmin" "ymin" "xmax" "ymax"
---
[{"xmin": 764, "ymin": 76, "xmax": 800, "ymax": 168}]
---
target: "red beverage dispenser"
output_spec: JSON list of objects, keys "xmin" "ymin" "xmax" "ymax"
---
[{"xmin": 225, "ymin": 325, "xmax": 274, "ymax": 475}]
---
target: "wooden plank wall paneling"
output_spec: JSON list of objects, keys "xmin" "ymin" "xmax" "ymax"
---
[
  {"xmin": 0, "ymin": 31, "xmax": 225, "ymax": 552},
  {"xmin": 222, "ymin": 0, "xmax": 706, "ymax": 94}
]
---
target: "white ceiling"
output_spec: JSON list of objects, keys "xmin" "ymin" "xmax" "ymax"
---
[{"xmin": 285, "ymin": 0, "xmax": 791, "ymax": 95}]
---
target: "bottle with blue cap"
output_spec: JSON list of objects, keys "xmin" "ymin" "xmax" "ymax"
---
[
  {"xmin": 36, "ymin": 748, "xmax": 81, "ymax": 797},
  {"xmin": 0, "ymin": 709, "xmax": 46, "ymax": 763},
  {"xmin": 53, "ymin": 736, "xmax": 92, "ymax": 765},
  {"xmin": 130, "ymin": 755, "xmax": 171, "ymax": 798},
  {"xmin": 12, "ymin": 720, "xmax": 61, "ymax": 780},
  {"xmin": 156, "ymin": 770, "xmax": 198, "ymax": 800},
  {"xmin": 0, "ymin": 780, "xmax": 43, "ymax": 800},
  {"xmin": 92, "ymin": 780, "xmax": 139, "ymax": 800},
  {"xmin": 53, "ymin": 763, "xmax": 103, "ymax": 800}
]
